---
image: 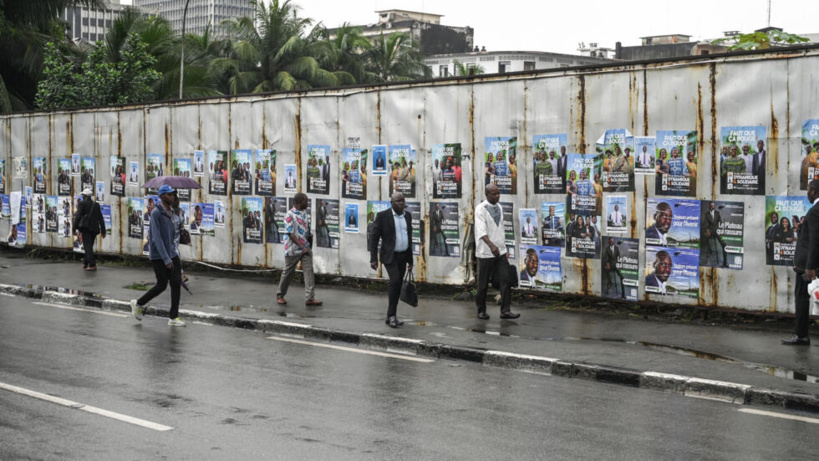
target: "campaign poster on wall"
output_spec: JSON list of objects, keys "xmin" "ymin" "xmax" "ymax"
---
[
  {"xmin": 429, "ymin": 201, "xmax": 460, "ymax": 258},
  {"xmin": 366, "ymin": 200, "xmax": 389, "ymax": 232},
  {"xmin": 0, "ymin": 159, "xmax": 5, "ymax": 194},
  {"xmin": 533, "ymin": 134, "xmax": 566, "ymax": 194},
  {"xmin": 698, "ymin": 200, "xmax": 744, "ymax": 270},
  {"xmin": 32, "ymin": 194, "xmax": 45, "ymax": 234},
  {"xmin": 264, "ymin": 197, "xmax": 288, "ymax": 243},
  {"xmin": 283, "ymin": 164, "xmax": 297, "ymax": 194},
  {"xmin": 801, "ymin": 120, "xmax": 819, "ymax": 190},
  {"xmin": 171, "ymin": 158, "xmax": 192, "ymax": 202},
  {"xmin": 540, "ymin": 201, "xmax": 565, "ymax": 248},
  {"xmin": 484, "ymin": 136, "xmax": 517, "ymax": 195},
  {"xmin": 145, "ymin": 153, "xmax": 163, "ymax": 195},
  {"xmin": 344, "ymin": 202, "xmax": 360, "ymax": 233},
  {"xmin": 101, "ymin": 204, "xmax": 112, "ymax": 234},
  {"xmin": 58, "ymin": 197, "xmax": 72, "ymax": 238},
  {"xmin": 601, "ymin": 236, "xmax": 639, "ymax": 301},
  {"xmin": 128, "ymin": 161, "xmax": 140, "ymax": 187},
  {"xmin": 190, "ymin": 202, "xmax": 206, "ymax": 236},
  {"xmin": 606, "ymin": 195, "xmax": 628, "ymax": 234},
  {"xmin": 633, "ymin": 137, "xmax": 656, "ymax": 174},
  {"xmin": 405, "ymin": 201, "xmax": 422, "ymax": 256},
  {"xmin": 372, "ymin": 145, "xmax": 388, "ymax": 176},
  {"xmin": 71, "ymin": 154, "xmax": 80, "ymax": 176},
  {"xmin": 388, "ymin": 145, "xmax": 416, "ymax": 198},
  {"xmin": 499, "ymin": 201, "xmax": 516, "ymax": 258},
  {"xmin": 0, "ymin": 194, "xmax": 8, "ymax": 218},
  {"xmin": 342, "ymin": 148, "xmax": 367, "ymax": 199},
  {"xmin": 80, "ymin": 157, "xmax": 95, "ymax": 193},
  {"xmin": 645, "ymin": 246, "xmax": 699, "ymax": 298},
  {"xmin": 306, "ymin": 145, "xmax": 331, "ymax": 195},
  {"xmin": 193, "ymin": 150, "xmax": 205, "ymax": 177},
  {"xmin": 565, "ymin": 213, "xmax": 600, "ymax": 259},
  {"xmin": 179, "ymin": 203, "xmax": 189, "ymax": 230},
  {"xmin": 95, "ymin": 181, "xmax": 105, "ymax": 203},
  {"xmin": 429, "ymin": 202, "xmax": 449, "ymax": 257},
  {"xmin": 255, "ymin": 149, "xmax": 275, "ymax": 196},
  {"xmin": 142, "ymin": 225, "xmax": 150, "ymax": 256},
  {"xmin": 518, "ymin": 245, "xmax": 562, "ymax": 292},
  {"xmin": 645, "ymin": 198, "xmax": 700, "ymax": 248},
  {"xmin": 765, "ymin": 196, "xmax": 810, "ymax": 266},
  {"xmin": 231, "ymin": 149, "xmax": 253, "ymax": 195},
  {"xmin": 208, "ymin": 150, "xmax": 228, "ymax": 196},
  {"xmin": 45, "ymin": 196, "xmax": 58, "ymax": 232},
  {"xmin": 8, "ymin": 198, "xmax": 25, "ymax": 247},
  {"xmin": 655, "ymin": 130, "xmax": 697, "ymax": 197},
  {"xmin": 519, "ymin": 208, "xmax": 538, "ymax": 245},
  {"xmin": 287, "ymin": 197, "xmax": 312, "ymax": 222},
  {"xmin": 432, "ymin": 143, "xmax": 462, "ymax": 199},
  {"xmin": 25, "ymin": 187, "xmax": 32, "ymax": 210},
  {"xmin": 241, "ymin": 197, "xmax": 263, "ymax": 244},
  {"xmin": 596, "ymin": 129, "xmax": 634, "ymax": 192},
  {"xmin": 565, "ymin": 153, "xmax": 601, "ymax": 216},
  {"xmin": 214, "ymin": 200, "xmax": 225, "ymax": 228},
  {"xmin": 109, "ymin": 156, "xmax": 125, "ymax": 197},
  {"xmin": 315, "ymin": 198, "xmax": 339, "ymax": 249},
  {"xmin": 33, "ymin": 157, "xmax": 47, "ymax": 193},
  {"xmin": 719, "ymin": 126, "xmax": 766, "ymax": 195},
  {"xmin": 142, "ymin": 195, "xmax": 158, "ymax": 225},
  {"xmin": 199, "ymin": 202, "xmax": 215, "ymax": 236}
]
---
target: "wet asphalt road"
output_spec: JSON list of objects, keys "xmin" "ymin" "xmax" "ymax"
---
[{"xmin": 1, "ymin": 295, "xmax": 819, "ymax": 460}]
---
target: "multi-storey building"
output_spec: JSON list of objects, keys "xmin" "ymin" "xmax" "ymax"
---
[
  {"xmin": 60, "ymin": 0, "xmax": 127, "ymax": 43},
  {"xmin": 133, "ymin": 0, "xmax": 255, "ymax": 36}
]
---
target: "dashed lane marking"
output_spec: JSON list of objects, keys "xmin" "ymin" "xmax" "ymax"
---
[
  {"xmin": 266, "ymin": 336, "xmax": 434, "ymax": 363},
  {"xmin": 32, "ymin": 302, "xmax": 128, "ymax": 318},
  {"xmin": 738, "ymin": 408, "xmax": 819, "ymax": 424}
]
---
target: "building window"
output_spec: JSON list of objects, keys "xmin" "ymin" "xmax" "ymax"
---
[
  {"xmin": 498, "ymin": 61, "xmax": 510, "ymax": 74},
  {"xmin": 523, "ymin": 61, "xmax": 535, "ymax": 71},
  {"xmin": 439, "ymin": 65, "xmax": 449, "ymax": 77},
  {"xmin": 700, "ymin": 50, "xmax": 710, "ymax": 55}
]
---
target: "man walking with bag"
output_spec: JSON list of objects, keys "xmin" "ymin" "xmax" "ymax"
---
[
  {"xmin": 475, "ymin": 184, "xmax": 520, "ymax": 320},
  {"xmin": 369, "ymin": 192, "xmax": 413, "ymax": 328},
  {"xmin": 276, "ymin": 192, "xmax": 322, "ymax": 307},
  {"xmin": 783, "ymin": 179, "xmax": 819, "ymax": 345},
  {"xmin": 73, "ymin": 188, "xmax": 106, "ymax": 271}
]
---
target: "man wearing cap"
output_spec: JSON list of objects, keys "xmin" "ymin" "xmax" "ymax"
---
[
  {"xmin": 131, "ymin": 184, "xmax": 186, "ymax": 327},
  {"xmin": 73, "ymin": 188, "xmax": 106, "ymax": 271}
]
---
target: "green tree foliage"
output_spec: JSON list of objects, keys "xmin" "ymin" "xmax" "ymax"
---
[
  {"xmin": 365, "ymin": 31, "xmax": 431, "ymax": 82},
  {"xmin": 453, "ymin": 60, "xmax": 484, "ymax": 77},
  {"xmin": 712, "ymin": 29, "xmax": 809, "ymax": 51}
]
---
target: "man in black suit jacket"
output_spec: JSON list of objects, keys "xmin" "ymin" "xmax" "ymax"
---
[
  {"xmin": 73, "ymin": 189, "xmax": 107, "ymax": 271},
  {"xmin": 702, "ymin": 201, "xmax": 728, "ymax": 268},
  {"xmin": 784, "ymin": 179, "xmax": 819, "ymax": 345},
  {"xmin": 369, "ymin": 192, "xmax": 413, "ymax": 328}
]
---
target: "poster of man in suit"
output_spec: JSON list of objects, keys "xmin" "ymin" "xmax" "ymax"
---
[
  {"xmin": 602, "ymin": 236, "xmax": 639, "ymax": 301},
  {"xmin": 231, "ymin": 149, "xmax": 253, "ymax": 195},
  {"xmin": 699, "ymin": 200, "xmax": 744, "ymax": 269},
  {"xmin": 540, "ymin": 202, "xmax": 565, "ymax": 247},
  {"xmin": 315, "ymin": 199, "xmax": 339, "ymax": 249},
  {"xmin": 306, "ymin": 145, "xmax": 331, "ymax": 195},
  {"xmin": 645, "ymin": 246, "xmax": 699, "ymax": 299},
  {"xmin": 719, "ymin": 126, "xmax": 766, "ymax": 195},
  {"xmin": 428, "ymin": 201, "xmax": 460, "ymax": 257},
  {"xmin": 519, "ymin": 208, "xmax": 538, "ymax": 245},
  {"xmin": 533, "ymin": 134, "xmax": 566, "ymax": 194},
  {"xmin": 264, "ymin": 197, "xmax": 287, "ymax": 243},
  {"xmin": 255, "ymin": 149, "xmax": 275, "ymax": 196},
  {"xmin": 518, "ymin": 246, "xmax": 562, "ymax": 291}
]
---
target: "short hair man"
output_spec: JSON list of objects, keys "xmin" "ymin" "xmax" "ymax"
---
[
  {"xmin": 783, "ymin": 179, "xmax": 819, "ymax": 345},
  {"xmin": 277, "ymin": 192, "xmax": 321, "ymax": 308},
  {"xmin": 369, "ymin": 192, "xmax": 414, "ymax": 328}
]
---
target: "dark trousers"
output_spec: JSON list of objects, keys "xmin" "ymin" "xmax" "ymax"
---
[
  {"xmin": 81, "ymin": 231, "xmax": 97, "ymax": 267},
  {"xmin": 476, "ymin": 255, "xmax": 511, "ymax": 313},
  {"xmin": 794, "ymin": 271, "xmax": 810, "ymax": 338},
  {"xmin": 138, "ymin": 256, "xmax": 182, "ymax": 319},
  {"xmin": 384, "ymin": 249, "xmax": 412, "ymax": 318}
]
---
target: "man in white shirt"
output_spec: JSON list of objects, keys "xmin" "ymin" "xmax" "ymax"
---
[
  {"xmin": 522, "ymin": 216, "xmax": 536, "ymax": 238},
  {"xmin": 432, "ymin": 159, "xmax": 443, "ymax": 188},
  {"xmin": 742, "ymin": 144, "xmax": 754, "ymax": 175},
  {"xmin": 474, "ymin": 184, "xmax": 520, "ymax": 320},
  {"xmin": 638, "ymin": 144, "xmax": 654, "ymax": 169},
  {"xmin": 285, "ymin": 171, "xmax": 296, "ymax": 189},
  {"xmin": 608, "ymin": 204, "xmax": 625, "ymax": 228}
]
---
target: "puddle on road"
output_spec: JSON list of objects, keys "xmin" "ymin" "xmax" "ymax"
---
[{"xmin": 25, "ymin": 284, "xmax": 104, "ymax": 299}]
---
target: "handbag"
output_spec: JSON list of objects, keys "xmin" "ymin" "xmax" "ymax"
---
[
  {"xmin": 400, "ymin": 270, "xmax": 418, "ymax": 307},
  {"xmin": 179, "ymin": 224, "xmax": 192, "ymax": 245},
  {"xmin": 506, "ymin": 262, "xmax": 519, "ymax": 288}
]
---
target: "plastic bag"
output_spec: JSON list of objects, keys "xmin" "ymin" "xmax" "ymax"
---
[{"xmin": 808, "ymin": 279, "xmax": 819, "ymax": 316}]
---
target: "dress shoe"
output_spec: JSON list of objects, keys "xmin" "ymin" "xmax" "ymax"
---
[
  {"xmin": 477, "ymin": 311, "xmax": 490, "ymax": 320},
  {"xmin": 305, "ymin": 299, "xmax": 323, "ymax": 306},
  {"xmin": 386, "ymin": 316, "xmax": 403, "ymax": 328},
  {"xmin": 781, "ymin": 336, "xmax": 810, "ymax": 346},
  {"xmin": 500, "ymin": 312, "xmax": 521, "ymax": 319}
]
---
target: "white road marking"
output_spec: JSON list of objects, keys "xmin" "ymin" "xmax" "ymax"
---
[
  {"xmin": 32, "ymin": 302, "xmax": 128, "ymax": 318},
  {"xmin": 266, "ymin": 336, "xmax": 434, "ymax": 363},
  {"xmin": 0, "ymin": 292, "xmax": 15, "ymax": 297},
  {"xmin": 0, "ymin": 381, "xmax": 173, "ymax": 431},
  {"xmin": 739, "ymin": 408, "xmax": 819, "ymax": 424}
]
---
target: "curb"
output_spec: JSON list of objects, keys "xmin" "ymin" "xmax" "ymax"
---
[{"xmin": 4, "ymin": 282, "xmax": 819, "ymax": 414}]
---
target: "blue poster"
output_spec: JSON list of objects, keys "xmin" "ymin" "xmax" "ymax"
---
[
  {"xmin": 655, "ymin": 130, "xmax": 697, "ymax": 197},
  {"xmin": 484, "ymin": 136, "xmax": 517, "ymax": 195},
  {"xmin": 101, "ymin": 204, "xmax": 112, "ymax": 233},
  {"xmin": 720, "ymin": 125, "xmax": 766, "ymax": 195},
  {"xmin": 372, "ymin": 145, "xmax": 388, "ymax": 176},
  {"xmin": 344, "ymin": 202, "xmax": 359, "ymax": 233},
  {"xmin": 533, "ymin": 134, "xmax": 566, "ymax": 194},
  {"xmin": 540, "ymin": 201, "xmax": 565, "ymax": 247},
  {"xmin": 645, "ymin": 246, "xmax": 699, "ymax": 299},
  {"xmin": 595, "ymin": 129, "xmax": 634, "ymax": 192},
  {"xmin": 565, "ymin": 153, "xmax": 601, "ymax": 216},
  {"xmin": 645, "ymin": 198, "xmax": 701, "ymax": 249},
  {"xmin": 518, "ymin": 245, "xmax": 562, "ymax": 292}
]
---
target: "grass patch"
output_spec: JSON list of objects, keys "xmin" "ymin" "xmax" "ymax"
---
[{"xmin": 125, "ymin": 282, "xmax": 153, "ymax": 291}]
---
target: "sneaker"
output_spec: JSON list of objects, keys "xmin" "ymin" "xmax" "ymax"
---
[
  {"xmin": 130, "ymin": 299, "xmax": 143, "ymax": 321},
  {"xmin": 168, "ymin": 317, "xmax": 187, "ymax": 327}
]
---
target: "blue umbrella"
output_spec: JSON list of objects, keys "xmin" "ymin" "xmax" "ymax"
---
[{"xmin": 141, "ymin": 175, "xmax": 201, "ymax": 190}]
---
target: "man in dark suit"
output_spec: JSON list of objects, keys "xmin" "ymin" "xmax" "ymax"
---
[
  {"xmin": 317, "ymin": 200, "xmax": 329, "ymax": 247},
  {"xmin": 645, "ymin": 250, "xmax": 672, "ymax": 295},
  {"xmin": 73, "ymin": 188, "xmax": 106, "ymax": 271},
  {"xmin": 369, "ymin": 192, "xmax": 413, "ymax": 328},
  {"xmin": 557, "ymin": 146, "xmax": 567, "ymax": 186},
  {"xmin": 602, "ymin": 237, "xmax": 621, "ymax": 297},
  {"xmin": 702, "ymin": 201, "xmax": 728, "ymax": 268},
  {"xmin": 754, "ymin": 140, "xmax": 766, "ymax": 178},
  {"xmin": 783, "ymin": 179, "xmax": 819, "ymax": 345},
  {"xmin": 765, "ymin": 212, "xmax": 780, "ymax": 263},
  {"xmin": 322, "ymin": 155, "xmax": 330, "ymax": 181},
  {"xmin": 646, "ymin": 201, "xmax": 672, "ymax": 246},
  {"xmin": 430, "ymin": 203, "xmax": 447, "ymax": 256}
]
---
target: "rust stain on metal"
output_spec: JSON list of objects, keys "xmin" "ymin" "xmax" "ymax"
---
[
  {"xmin": 696, "ymin": 82, "xmax": 704, "ymax": 199},
  {"xmin": 577, "ymin": 75, "xmax": 586, "ymax": 153},
  {"xmin": 376, "ymin": 92, "xmax": 382, "ymax": 143},
  {"xmin": 784, "ymin": 74, "xmax": 790, "ymax": 192},
  {"xmin": 769, "ymin": 268, "xmax": 779, "ymax": 311},
  {"xmin": 709, "ymin": 63, "xmax": 718, "ymax": 197},
  {"xmin": 770, "ymin": 100, "xmax": 779, "ymax": 186},
  {"xmin": 574, "ymin": 258, "xmax": 588, "ymax": 296},
  {"xmin": 642, "ymin": 69, "xmax": 649, "ymax": 136},
  {"xmin": 294, "ymin": 99, "xmax": 302, "ymax": 191},
  {"xmin": 630, "ymin": 192, "xmax": 638, "ymax": 239},
  {"xmin": 262, "ymin": 108, "xmax": 268, "ymax": 149}
]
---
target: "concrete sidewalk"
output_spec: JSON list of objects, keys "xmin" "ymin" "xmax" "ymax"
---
[{"xmin": 1, "ymin": 250, "xmax": 818, "ymax": 412}]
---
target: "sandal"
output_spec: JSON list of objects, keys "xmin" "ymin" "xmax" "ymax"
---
[{"xmin": 277, "ymin": 297, "xmax": 287, "ymax": 305}]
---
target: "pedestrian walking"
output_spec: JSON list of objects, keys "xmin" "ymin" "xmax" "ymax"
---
[
  {"xmin": 130, "ymin": 185, "xmax": 186, "ymax": 327},
  {"xmin": 474, "ymin": 184, "xmax": 520, "ymax": 320},
  {"xmin": 276, "ymin": 192, "xmax": 322, "ymax": 306},
  {"xmin": 783, "ymin": 179, "xmax": 819, "ymax": 345},
  {"xmin": 73, "ymin": 188, "xmax": 106, "ymax": 271},
  {"xmin": 368, "ymin": 192, "xmax": 413, "ymax": 328}
]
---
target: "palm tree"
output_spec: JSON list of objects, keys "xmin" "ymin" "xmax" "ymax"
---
[
  {"xmin": 453, "ymin": 60, "xmax": 484, "ymax": 77},
  {"xmin": 318, "ymin": 23, "xmax": 376, "ymax": 85},
  {"xmin": 365, "ymin": 31, "xmax": 431, "ymax": 83}
]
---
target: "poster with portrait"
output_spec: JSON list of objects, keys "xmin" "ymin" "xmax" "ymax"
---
[
  {"xmin": 645, "ymin": 246, "xmax": 699, "ymax": 299},
  {"xmin": 388, "ymin": 145, "xmax": 416, "ymax": 198},
  {"xmin": 241, "ymin": 197, "xmax": 263, "ymax": 244},
  {"xmin": 79, "ymin": 157, "xmax": 95, "ymax": 194},
  {"xmin": 33, "ymin": 157, "xmax": 47, "ymax": 193},
  {"xmin": 128, "ymin": 161, "xmax": 140, "ymax": 187},
  {"xmin": 645, "ymin": 198, "xmax": 700, "ymax": 249},
  {"xmin": 606, "ymin": 195, "xmax": 628, "ymax": 234},
  {"xmin": 366, "ymin": 200, "xmax": 389, "ymax": 232},
  {"xmin": 172, "ymin": 158, "xmax": 192, "ymax": 202},
  {"xmin": 283, "ymin": 164, "xmax": 297, "ymax": 194},
  {"xmin": 519, "ymin": 208, "xmax": 538, "ymax": 245},
  {"xmin": 254, "ymin": 149, "xmax": 275, "ymax": 196},
  {"xmin": 655, "ymin": 130, "xmax": 697, "ymax": 197},
  {"xmin": 127, "ymin": 198, "xmax": 143, "ymax": 238},
  {"xmin": 315, "ymin": 198, "xmax": 339, "ymax": 249},
  {"xmin": 109, "ymin": 156, "xmax": 125, "ymax": 197},
  {"xmin": 193, "ymin": 150, "xmax": 205, "ymax": 177},
  {"xmin": 101, "ymin": 204, "xmax": 112, "ymax": 234},
  {"xmin": 7, "ymin": 197, "xmax": 25, "ymax": 248},
  {"xmin": 341, "ymin": 148, "xmax": 367, "ymax": 199},
  {"xmin": 145, "ymin": 153, "xmax": 163, "ymax": 195},
  {"xmin": 565, "ymin": 213, "xmax": 600, "ymax": 259},
  {"xmin": 764, "ymin": 196, "xmax": 811, "ymax": 266},
  {"xmin": 33, "ymin": 194, "xmax": 45, "ymax": 234},
  {"xmin": 565, "ymin": 153, "xmax": 601, "ymax": 216},
  {"xmin": 533, "ymin": 134, "xmax": 566, "ymax": 194},
  {"xmin": 633, "ymin": 137, "xmax": 656, "ymax": 175},
  {"xmin": 601, "ymin": 237, "xmax": 639, "ymax": 301},
  {"xmin": 518, "ymin": 245, "xmax": 562, "ymax": 292},
  {"xmin": 208, "ymin": 150, "xmax": 228, "ymax": 195},
  {"xmin": 179, "ymin": 203, "xmax": 189, "ymax": 230},
  {"xmin": 699, "ymin": 200, "xmax": 744, "ymax": 270},
  {"xmin": 306, "ymin": 145, "xmax": 331, "ymax": 195},
  {"xmin": 499, "ymin": 201, "xmax": 516, "ymax": 259},
  {"xmin": 595, "ymin": 129, "xmax": 634, "ymax": 192},
  {"xmin": 58, "ymin": 197, "xmax": 73, "ymax": 238},
  {"xmin": 432, "ymin": 143, "xmax": 462, "ymax": 199},
  {"xmin": 213, "ymin": 200, "xmax": 225, "ymax": 228},
  {"xmin": 25, "ymin": 187, "xmax": 32, "ymax": 209},
  {"xmin": 142, "ymin": 195, "xmax": 158, "ymax": 225},
  {"xmin": 95, "ymin": 181, "xmax": 105, "ymax": 203},
  {"xmin": 71, "ymin": 153, "xmax": 80, "ymax": 176},
  {"xmin": 540, "ymin": 201, "xmax": 565, "ymax": 248},
  {"xmin": 0, "ymin": 159, "xmax": 5, "ymax": 194},
  {"xmin": 230, "ymin": 149, "xmax": 252, "ymax": 195},
  {"xmin": 801, "ymin": 120, "xmax": 819, "ymax": 190},
  {"xmin": 484, "ymin": 137, "xmax": 517, "ymax": 195},
  {"xmin": 264, "ymin": 197, "xmax": 288, "ymax": 243},
  {"xmin": 719, "ymin": 126, "xmax": 766, "ymax": 195},
  {"xmin": 45, "ymin": 196, "xmax": 58, "ymax": 232},
  {"xmin": 406, "ymin": 201, "xmax": 422, "ymax": 256},
  {"xmin": 372, "ymin": 145, "xmax": 388, "ymax": 176},
  {"xmin": 344, "ymin": 202, "xmax": 360, "ymax": 233},
  {"xmin": 429, "ymin": 201, "xmax": 460, "ymax": 258},
  {"xmin": 142, "ymin": 225, "xmax": 150, "ymax": 256},
  {"xmin": 0, "ymin": 194, "xmax": 8, "ymax": 219},
  {"xmin": 200, "ymin": 202, "xmax": 215, "ymax": 236}
]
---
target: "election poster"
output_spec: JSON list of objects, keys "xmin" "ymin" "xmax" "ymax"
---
[
  {"xmin": 500, "ymin": 201, "xmax": 516, "ymax": 258},
  {"xmin": 57, "ymin": 197, "xmax": 72, "ymax": 238},
  {"xmin": 315, "ymin": 198, "xmax": 339, "ymax": 249},
  {"xmin": 283, "ymin": 164, "xmax": 297, "ymax": 194},
  {"xmin": 388, "ymin": 145, "xmax": 416, "ymax": 198},
  {"xmin": 801, "ymin": 120, "xmax": 819, "ymax": 190},
  {"xmin": 255, "ymin": 149, "xmax": 276, "ymax": 196},
  {"xmin": 645, "ymin": 246, "xmax": 700, "ymax": 299},
  {"xmin": 231, "ymin": 149, "xmax": 253, "ymax": 195},
  {"xmin": 484, "ymin": 136, "xmax": 517, "ymax": 195},
  {"xmin": 287, "ymin": 197, "xmax": 312, "ymax": 220},
  {"xmin": 719, "ymin": 126, "xmax": 766, "ymax": 195},
  {"xmin": 403, "ymin": 201, "xmax": 421, "ymax": 256},
  {"xmin": 366, "ymin": 200, "xmax": 389, "ymax": 232},
  {"xmin": 46, "ymin": 196, "xmax": 58, "ymax": 232},
  {"xmin": 33, "ymin": 194, "xmax": 45, "ymax": 234},
  {"xmin": 565, "ymin": 153, "xmax": 601, "ymax": 216},
  {"xmin": 25, "ymin": 187, "xmax": 32, "ymax": 209},
  {"xmin": 189, "ymin": 202, "xmax": 204, "ymax": 235},
  {"xmin": 95, "ymin": 181, "xmax": 105, "ymax": 203},
  {"xmin": 101, "ymin": 204, "xmax": 112, "ymax": 234},
  {"xmin": 199, "ymin": 202, "xmax": 215, "ymax": 236},
  {"xmin": 372, "ymin": 145, "xmax": 388, "ymax": 176},
  {"xmin": 533, "ymin": 134, "xmax": 566, "ymax": 194},
  {"xmin": 0, "ymin": 194, "xmax": 8, "ymax": 218},
  {"xmin": 645, "ymin": 198, "xmax": 700, "ymax": 249},
  {"xmin": 306, "ymin": 145, "xmax": 331, "ymax": 195},
  {"xmin": 606, "ymin": 195, "xmax": 628, "ymax": 234},
  {"xmin": 7, "ymin": 197, "xmax": 25, "ymax": 248},
  {"xmin": 128, "ymin": 161, "xmax": 140, "ymax": 187},
  {"xmin": 698, "ymin": 200, "xmax": 744, "ymax": 270},
  {"xmin": 179, "ymin": 203, "xmax": 189, "ymax": 230},
  {"xmin": 79, "ymin": 157, "xmax": 95, "ymax": 194},
  {"xmin": 540, "ymin": 201, "xmax": 565, "ymax": 248},
  {"xmin": 342, "ymin": 148, "xmax": 367, "ymax": 199},
  {"xmin": 344, "ymin": 202, "xmax": 360, "ymax": 233},
  {"xmin": 432, "ymin": 143, "xmax": 462, "ymax": 199},
  {"xmin": 519, "ymin": 208, "xmax": 538, "ymax": 245},
  {"xmin": 109, "ymin": 156, "xmax": 125, "ymax": 197},
  {"xmin": 565, "ymin": 213, "xmax": 600, "ymax": 259},
  {"xmin": 595, "ymin": 129, "xmax": 634, "ymax": 192},
  {"xmin": 193, "ymin": 150, "xmax": 205, "ymax": 177},
  {"xmin": 765, "ymin": 196, "xmax": 810, "ymax": 266},
  {"xmin": 214, "ymin": 200, "xmax": 225, "ymax": 228},
  {"xmin": 601, "ymin": 236, "xmax": 639, "ymax": 301},
  {"xmin": 143, "ymin": 195, "xmax": 158, "ymax": 225},
  {"xmin": 518, "ymin": 245, "xmax": 562, "ymax": 292},
  {"xmin": 145, "ymin": 153, "xmax": 163, "ymax": 195},
  {"xmin": 142, "ymin": 225, "xmax": 150, "ymax": 256},
  {"xmin": 264, "ymin": 197, "xmax": 288, "ymax": 243},
  {"xmin": 241, "ymin": 197, "xmax": 263, "ymax": 244},
  {"xmin": 633, "ymin": 136, "xmax": 656, "ymax": 175},
  {"xmin": 208, "ymin": 150, "xmax": 228, "ymax": 196},
  {"xmin": 430, "ymin": 201, "xmax": 460, "ymax": 258},
  {"xmin": 33, "ymin": 157, "xmax": 47, "ymax": 193},
  {"xmin": 655, "ymin": 130, "xmax": 697, "ymax": 197},
  {"xmin": 0, "ymin": 159, "xmax": 5, "ymax": 194},
  {"xmin": 173, "ymin": 157, "xmax": 192, "ymax": 202},
  {"xmin": 71, "ymin": 153, "xmax": 80, "ymax": 176}
]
